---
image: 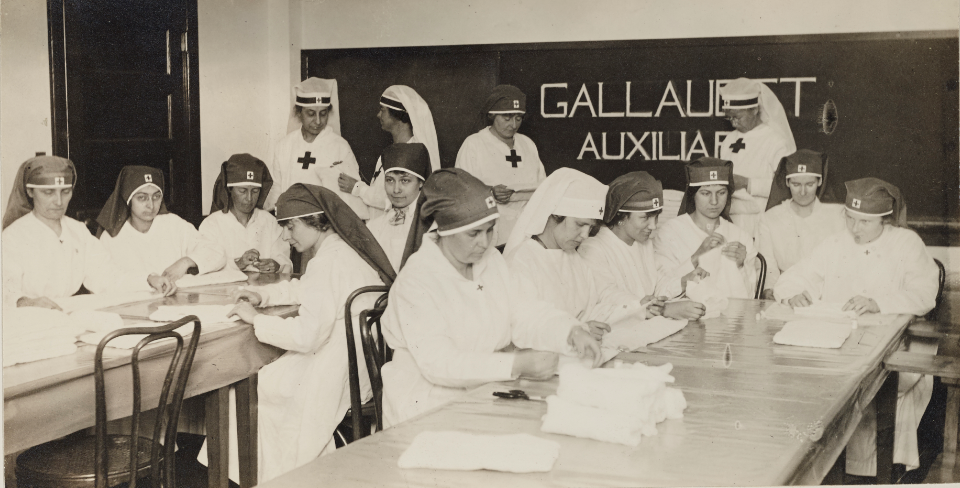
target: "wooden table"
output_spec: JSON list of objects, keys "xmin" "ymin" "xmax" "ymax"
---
[
  {"xmin": 258, "ymin": 299, "xmax": 912, "ymax": 487},
  {"xmin": 3, "ymin": 272, "xmax": 296, "ymax": 488}
]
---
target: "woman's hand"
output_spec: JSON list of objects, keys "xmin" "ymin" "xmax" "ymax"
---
[
  {"xmin": 511, "ymin": 349, "xmax": 559, "ymax": 380},
  {"xmin": 568, "ymin": 327, "xmax": 602, "ymax": 368},
  {"xmin": 662, "ymin": 300, "xmax": 706, "ymax": 320},
  {"xmin": 721, "ymin": 241, "xmax": 746, "ymax": 268},
  {"xmin": 17, "ymin": 296, "xmax": 63, "ymax": 311},
  {"xmin": 491, "ymin": 184, "xmax": 515, "ymax": 204},
  {"xmin": 147, "ymin": 274, "xmax": 178, "ymax": 297},
  {"xmin": 161, "ymin": 257, "xmax": 197, "ymax": 282},
  {"xmin": 236, "ymin": 249, "xmax": 260, "ymax": 269},
  {"xmin": 255, "ymin": 258, "xmax": 280, "ymax": 274},
  {"xmin": 338, "ymin": 173, "xmax": 358, "ymax": 193},
  {"xmin": 642, "ymin": 295, "xmax": 666, "ymax": 318},
  {"xmin": 843, "ymin": 295, "xmax": 880, "ymax": 315},
  {"xmin": 229, "ymin": 301, "xmax": 259, "ymax": 324},
  {"xmin": 787, "ymin": 290, "xmax": 813, "ymax": 308},
  {"xmin": 692, "ymin": 233, "xmax": 725, "ymax": 266},
  {"xmin": 231, "ymin": 289, "xmax": 263, "ymax": 307},
  {"xmin": 584, "ymin": 321, "xmax": 611, "ymax": 341},
  {"xmin": 761, "ymin": 289, "xmax": 776, "ymax": 301},
  {"xmin": 682, "ymin": 267, "xmax": 710, "ymax": 289}
]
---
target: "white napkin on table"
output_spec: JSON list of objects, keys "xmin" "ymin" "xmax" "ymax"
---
[
  {"xmin": 773, "ymin": 319, "xmax": 853, "ymax": 349},
  {"xmin": 2, "ymin": 307, "xmax": 84, "ymax": 366},
  {"xmin": 398, "ymin": 431, "xmax": 560, "ymax": 473},
  {"xmin": 602, "ymin": 316, "xmax": 687, "ymax": 353}
]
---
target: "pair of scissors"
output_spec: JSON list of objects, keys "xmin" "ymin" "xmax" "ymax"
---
[{"xmin": 492, "ymin": 389, "xmax": 545, "ymax": 401}]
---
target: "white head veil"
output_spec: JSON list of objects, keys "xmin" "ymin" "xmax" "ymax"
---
[
  {"xmin": 381, "ymin": 85, "xmax": 441, "ymax": 171},
  {"xmin": 291, "ymin": 77, "xmax": 342, "ymax": 136},
  {"xmin": 503, "ymin": 168, "xmax": 607, "ymax": 260},
  {"xmin": 720, "ymin": 78, "xmax": 797, "ymax": 154}
]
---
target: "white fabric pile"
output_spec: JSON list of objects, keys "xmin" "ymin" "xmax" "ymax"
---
[
  {"xmin": 602, "ymin": 316, "xmax": 687, "ymax": 354},
  {"xmin": 398, "ymin": 431, "xmax": 560, "ymax": 472},
  {"xmin": 773, "ymin": 319, "xmax": 853, "ymax": 349},
  {"xmin": 684, "ymin": 246, "xmax": 750, "ymax": 318},
  {"xmin": 3, "ymin": 308, "xmax": 129, "ymax": 366},
  {"xmin": 540, "ymin": 361, "xmax": 686, "ymax": 446}
]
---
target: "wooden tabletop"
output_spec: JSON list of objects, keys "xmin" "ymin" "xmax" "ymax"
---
[
  {"xmin": 3, "ymin": 272, "xmax": 294, "ymax": 455},
  {"xmin": 258, "ymin": 299, "xmax": 911, "ymax": 487}
]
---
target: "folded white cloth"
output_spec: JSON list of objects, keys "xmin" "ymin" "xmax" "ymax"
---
[
  {"xmin": 68, "ymin": 310, "xmax": 125, "ymax": 333},
  {"xmin": 148, "ymin": 304, "xmax": 239, "ymax": 324},
  {"xmin": 602, "ymin": 316, "xmax": 687, "ymax": 353},
  {"xmin": 176, "ymin": 268, "xmax": 249, "ymax": 289},
  {"xmin": 398, "ymin": 431, "xmax": 560, "ymax": 473},
  {"xmin": 773, "ymin": 319, "xmax": 853, "ymax": 349},
  {"xmin": 540, "ymin": 395, "xmax": 648, "ymax": 446},
  {"xmin": 2, "ymin": 307, "xmax": 84, "ymax": 366},
  {"xmin": 542, "ymin": 362, "xmax": 687, "ymax": 446}
]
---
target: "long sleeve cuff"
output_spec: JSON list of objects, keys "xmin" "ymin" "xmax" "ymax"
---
[
  {"xmin": 252, "ymin": 313, "xmax": 294, "ymax": 349},
  {"xmin": 352, "ymin": 181, "xmax": 367, "ymax": 197}
]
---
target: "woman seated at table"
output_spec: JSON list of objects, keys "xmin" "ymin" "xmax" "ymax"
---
[
  {"xmin": 366, "ymin": 143, "xmax": 431, "ymax": 270},
  {"xmin": 579, "ymin": 171, "xmax": 706, "ymax": 320},
  {"xmin": 654, "ymin": 158, "xmax": 757, "ymax": 298},
  {"xmin": 2, "ymin": 157, "xmax": 173, "ymax": 309},
  {"xmin": 381, "ymin": 168, "xmax": 601, "ymax": 427},
  {"xmin": 199, "ymin": 154, "xmax": 292, "ymax": 273},
  {"xmin": 97, "ymin": 165, "xmax": 226, "ymax": 282},
  {"xmin": 228, "ymin": 183, "xmax": 396, "ymax": 481},
  {"xmin": 757, "ymin": 150, "xmax": 845, "ymax": 299},
  {"xmin": 773, "ymin": 177, "xmax": 939, "ymax": 477},
  {"xmin": 503, "ymin": 168, "xmax": 650, "ymax": 338}
]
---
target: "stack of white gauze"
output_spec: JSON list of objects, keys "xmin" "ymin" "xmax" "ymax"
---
[
  {"xmin": 3, "ymin": 308, "xmax": 124, "ymax": 366},
  {"xmin": 540, "ymin": 361, "xmax": 686, "ymax": 446}
]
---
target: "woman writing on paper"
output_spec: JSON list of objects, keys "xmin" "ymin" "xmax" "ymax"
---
[
  {"xmin": 774, "ymin": 177, "xmax": 938, "ymax": 477},
  {"xmin": 381, "ymin": 168, "xmax": 601, "ymax": 427},
  {"xmin": 228, "ymin": 183, "xmax": 396, "ymax": 481},
  {"xmin": 98, "ymin": 166, "xmax": 226, "ymax": 283},
  {"xmin": 3, "ymin": 157, "xmax": 173, "ymax": 309},
  {"xmin": 503, "ymin": 167, "xmax": 652, "ymax": 339},
  {"xmin": 579, "ymin": 171, "xmax": 706, "ymax": 320},
  {"xmin": 654, "ymin": 158, "xmax": 757, "ymax": 300},
  {"xmin": 199, "ymin": 154, "xmax": 292, "ymax": 273}
]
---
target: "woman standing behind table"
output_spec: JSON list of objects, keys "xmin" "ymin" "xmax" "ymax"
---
[
  {"xmin": 757, "ymin": 149, "xmax": 845, "ymax": 299},
  {"xmin": 455, "ymin": 84, "xmax": 546, "ymax": 246},
  {"xmin": 228, "ymin": 183, "xmax": 396, "ymax": 482},
  {"xmin": 381, "ymin": 168, "xmax": 601, "ymax": 428},
  {"xmin": 654, "ymin": 158, "xmax": 757, "ymax": 299},
  {"xmin": 3, "ymin": 157, "xmax": 172, "ymax": 309},
  {"xmin": 579, "ymin": 171, "xmax": 706, "ymax": 320},
  {"xmin": 199, "ymin": 154, "xmax": 292, "ymax": 273},
  {"xmin": 773, "ymin": 177, "xmax": 939, "ymax": 478},
  {"xmin": 97, "ymin": 166, "xmax": 226, "ymax": 281}
]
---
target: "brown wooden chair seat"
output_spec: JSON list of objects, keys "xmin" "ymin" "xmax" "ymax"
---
[{"xmin": 16, "ymin": 315, "xmax": 201, "ymax": 488}]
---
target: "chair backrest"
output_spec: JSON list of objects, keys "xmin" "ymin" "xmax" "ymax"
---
[
  {"xmin": 928, "ymin": 258, "xmax": 946, "ymax": 321},
  {"xmin": 343, "ymin": 285, "xmax": 390, "ymax": 441},
  {"xmin": 754, "ymin": 252, "xmax": 767, "ymax": 300},
  {"xmin": 94, "ymin": 315, "xmax": 201, "ymax": 488}
]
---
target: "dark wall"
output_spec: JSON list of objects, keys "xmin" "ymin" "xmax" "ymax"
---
[{"xmin": 304, "ymin": 31, "xmax": 959, "ymax": 245}]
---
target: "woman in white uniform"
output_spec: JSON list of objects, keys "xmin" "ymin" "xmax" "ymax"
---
[
  {"xmin": 654, "ymin": 158, "xmax": 758, "ymax": 299},
  {"xmin": 2, "ymin": 157, "xmax": 171, "ymax": 308},
  {"xmin": 199, "ymin": 153, "xmax": 292, "ymax": 273},
  {"xmin": 455, "ymin": 84, "xmax": 547, "ymax": 246},
  {"xmin": 579, "ymin": 171, "xmax": 706, "ymax": 320},
  {"xmin": 774, "ymin": 177, "xmax": 939, "ymax": 477},
  {"xmin": 504, "ymin": 167, "xmax": 649, "ymax": 338},
  {"xmin": 339, "ymin": 85, "xmax": 441, "ymax": 220},
  {"xmin": 229, "ymin": 183, "xmax": 396, "ymax": 482},
  {"xmin": 381, "ymin": 168, "xmax": 601, "ymax": 427},
  {"xmin": 97, "ymin": 166, "xmax": 226, "ymax": 281},
  {"xmin": 365, "ymin": 143, "xmax": 431, "ymax": 270},
  {"xmin": 757, "ymin": 150, "xmax": 845, "ymax": 298}
]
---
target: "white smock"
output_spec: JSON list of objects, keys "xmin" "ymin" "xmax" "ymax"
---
[
  {"xmin": 99, "ymin": 213, "xmax": 226, "ymax": 277},
  {"xmin": 757, "ymin": 199, "xmax": 846, "ymax": 290},
  {"xmin": 2, "ymin": 212, "xmax": 150, "ymax": 308},
  {"xmin": 199, "ymin": 208, "xmax": 292, "ymax": 273},
  {"xmin": 366, "ymin": 204, "xmax": 414, "ymax": 271},
  {"xmin": 579, "ymin": 225, "xmax": 677, "ymax": 299},
  {"xmin": 719, "ymin": 123, "xmax": 791, "ymax": 239},
  {"xmin": 381, "ymin": 234, "xmax": 581, "ymax": 427},
  {"xmin": 455, "ymin": 128, "xmax": 546, "ymax": 246}
]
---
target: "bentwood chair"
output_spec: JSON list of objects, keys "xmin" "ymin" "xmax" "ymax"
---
[
  {"xmin": 16, "ymin": 316, "xmax": 202, "ymax": 488},
  {"xmin": 754, "ymin": 252, "xmax": 768, "ymax": 300},
  {"xmin": 341, "ymin": 286, "xmax": 390, "ymax": 442}
]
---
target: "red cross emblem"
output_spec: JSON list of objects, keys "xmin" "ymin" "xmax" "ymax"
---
[
  {"xmin": 512, "ymin": 100, "xmax": 519, "ymax": 109},
  {"xmin": 852, "ymin": 198, "xmax": 861, "ymax": 209},
  {"xmin": 485, "ymin": 196, "xmax": 496, "ymax": 208},
  {"xmin": 54, "ymin": 177, "xmax": 65, "ymax": 185},
  {"xmin": 798, "ymin": 164, "xmax": 807, "ymax": 173},
  {"xmin": 709, "ymin": 171, "xmax": 718, "ymax": 180},
  {"xmin": 144, "ymin": 174, "xmax": 153, "ymax": 183},
  {"xmin": 247, "ymin": 171, "xmax": 255, "ymax": 180},
  {"xmin": 652, "ymin": 197, "xmax": 660, "ymax": 208}
]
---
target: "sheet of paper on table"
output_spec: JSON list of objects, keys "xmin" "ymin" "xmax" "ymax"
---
[
  {"xmin": 54, "ymin": 290, "xmax": 160, "ymax": 313},
  {"xmin": 602, "ymin": 315, "xmax": 688, "ymax": 354},
  {"xmin": 176, "ymin": 268, "xmax": 249, "ymax": 288},
  {"xmin": 761, "ymin": 301, "xmax": 897, "ymax": 327},
  {"xmin": 148, "ymin": 304, "xmax": 241, "ymax": 325},
  {"xmin": 773, "ymin": 319, "xmax": 853, "ymax": 349}
]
